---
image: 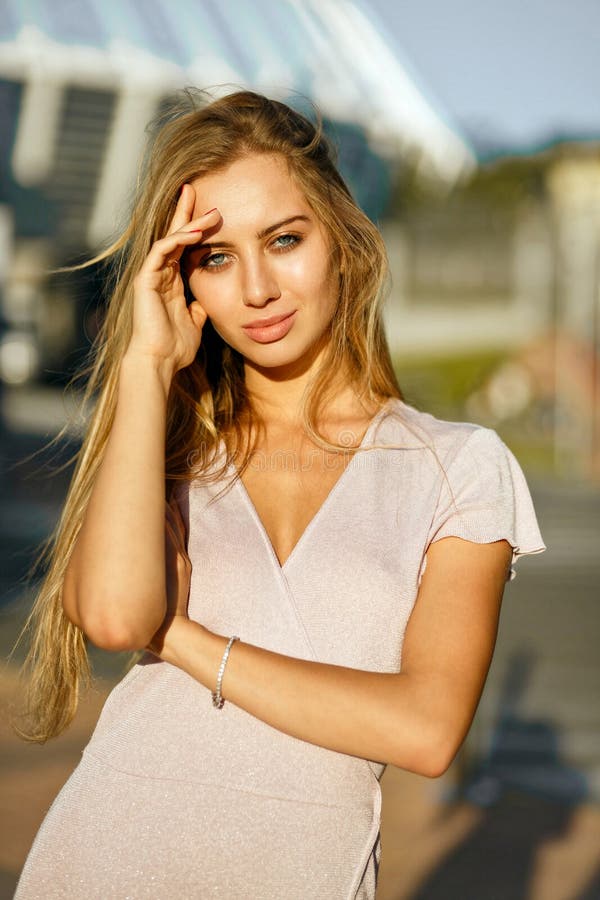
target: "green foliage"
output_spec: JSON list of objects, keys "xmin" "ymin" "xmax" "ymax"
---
[
  {"xmin": 392, "ymin": 350, "xmax": 556, "ymax": 477},
  {"xmin": 392, "ymin": 349, "xmax": 506, "ymax": 419},
  {"xmin": 387, "ymin": 151, "xmax": 550, "ymax": 220}
]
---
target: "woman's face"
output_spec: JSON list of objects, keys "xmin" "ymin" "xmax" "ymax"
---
[{"xmin": 185, "ymin": 153, "xmax": 340, "ymax": 374}]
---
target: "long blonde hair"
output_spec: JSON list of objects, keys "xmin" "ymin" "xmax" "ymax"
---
[{"xmin": 9, "ymin": 87, "xmax": 404, "ymax": 743}]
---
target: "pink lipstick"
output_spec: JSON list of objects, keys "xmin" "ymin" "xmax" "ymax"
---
[{"xmin": 242, "ymin": 310, "xmax": 297, "ymax": 343}]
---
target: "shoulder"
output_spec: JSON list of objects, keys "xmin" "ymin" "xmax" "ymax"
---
[{"xmin": 374, "ymin": 397, "xmax": 501, "ymax": 468}]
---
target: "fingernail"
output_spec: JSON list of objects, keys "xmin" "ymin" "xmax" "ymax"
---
[{"xmin": 204, "ymin": 207, "xmax": 218, "ymax": 215}]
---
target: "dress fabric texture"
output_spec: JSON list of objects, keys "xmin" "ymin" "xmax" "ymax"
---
[{"xmin": 15, "ymin": 398, "xmax": 546, "ymax": 899}]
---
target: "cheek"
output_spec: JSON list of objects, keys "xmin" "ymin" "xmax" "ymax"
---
[
  {"xmin": 288, "ymin": 253, "xmax": 337, "ymax": 302},
  {"xmin": 316, "ymin": 261, "xmax": 341, "ymax": 316},
  {"xmin": 188, "ymin": 274, "xmax": 229, "ymax": 316}
]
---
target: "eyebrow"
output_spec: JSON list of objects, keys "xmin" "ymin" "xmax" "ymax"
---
[{"xmin": 198, "ymin": 215, "xmax": 311, "ymax": 251}]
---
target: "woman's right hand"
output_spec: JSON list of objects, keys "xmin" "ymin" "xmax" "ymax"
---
[{"xmin": 127, "ymin": 184, "xmax": 220, "ymax": 374}]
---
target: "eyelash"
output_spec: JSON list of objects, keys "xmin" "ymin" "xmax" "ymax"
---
[{"xmin": 198, "ymin": 233, "xmax": 302, "ymax": 271}]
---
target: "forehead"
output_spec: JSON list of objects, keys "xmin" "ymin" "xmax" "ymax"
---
[{"xmin": 190, "ymin": 153, "xmax": 310, "ymax": 221}]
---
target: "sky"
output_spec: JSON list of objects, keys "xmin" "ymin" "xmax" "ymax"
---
[{"xmin": 367, "ymin": 0, "xmax": 600, "ymax": 156}]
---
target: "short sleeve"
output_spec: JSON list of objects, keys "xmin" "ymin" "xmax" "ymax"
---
[{"xmin": 423, "ymin": 427, "xmax": 546, "ymax": 582}]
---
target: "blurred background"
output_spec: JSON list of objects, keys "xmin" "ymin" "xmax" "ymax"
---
[{"xmin": 1, "ymin": 1, "xmax": 599, "ymax": 898}]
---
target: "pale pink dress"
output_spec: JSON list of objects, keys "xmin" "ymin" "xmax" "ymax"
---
[{"xmin": 15, "ymin": 398, "xmax": 546, "ymax": 899}]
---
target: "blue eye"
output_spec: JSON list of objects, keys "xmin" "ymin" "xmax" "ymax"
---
[
  {"xmin": 274, "ymin": 234, "xmax": 300, "ymax": 250},
  {"xmin": 197, "ymin": 234, "xmax": 301, "ymax": 272},
  {"xmin": 199, "ymin": 252, "xmax": 229, "ymax": 270}
]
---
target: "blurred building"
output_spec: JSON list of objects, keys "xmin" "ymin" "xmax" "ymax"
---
[
  {"xmin": 0, "ymin": 0, "xmax": 599, "ymax": 478},
  {"xmin": 0, "ymin": 0, "xmax": 473, "ymax": 381},
  {"xmin": 383, "ymin": 141, "xmax": 600, "ymax": 480}
]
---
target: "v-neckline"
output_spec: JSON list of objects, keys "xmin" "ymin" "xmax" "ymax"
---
[{"xmin": 229, "ymin": 399, "xmax": 393, "ymax": 573}]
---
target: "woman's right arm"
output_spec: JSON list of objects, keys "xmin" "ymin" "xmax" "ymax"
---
[
  {"xmin": 61, "ymin": 186, "xmax": 219, "ymax": 651},
  {"xmin": 62, "ymin": 351, "xmax": 176, "ymax": 651}
]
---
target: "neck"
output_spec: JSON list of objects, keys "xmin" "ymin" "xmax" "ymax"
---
[
  {"xmin": 242, "ymin": 337, "xmax": 331, "ymax": 427},
  {"xmin": 241, "ymin": 363, "xmax": 378, "ymax": 437}
]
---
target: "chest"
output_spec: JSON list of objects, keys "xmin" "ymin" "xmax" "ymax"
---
[
  {"xmin": 184, "ymin": 444, "xmax": 440, "ymax": 671},
  {"xmin": 239, "ymin": 445, "xmax": 352, "ymax": 569}
]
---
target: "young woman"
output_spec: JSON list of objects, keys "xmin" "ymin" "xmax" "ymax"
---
[{"xmin": 13, "ymin": 89, "xmax": 545, "ymax": 899}]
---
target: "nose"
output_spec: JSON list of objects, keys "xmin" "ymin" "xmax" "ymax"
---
[{"xmin": 241, "ymin": 253, "xmax": 281, "ymax": 307}]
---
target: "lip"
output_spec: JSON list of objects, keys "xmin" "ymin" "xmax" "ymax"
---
[
  {"xmin": 244, "ymin": 311, "xmax": 295, "ymax": 328},
  {"xmin": 242, "ymin": 310, "xmax": 297, "ymax": 344}
]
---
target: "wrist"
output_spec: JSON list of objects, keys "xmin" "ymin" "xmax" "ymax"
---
[
  {"xmin": 120, "ymin": 348, "xmax": 177, "ymax": 395},
  {"xmin": 157, "ymin": 617, "xmax": 219, "ymax": 669},
  {"xmin": 155, "ymin": 618, "xmax": 238, "ymax": 702},
  {"xmin": 152, "ymin": 615, "xmax": 196, "ymax": 664}
]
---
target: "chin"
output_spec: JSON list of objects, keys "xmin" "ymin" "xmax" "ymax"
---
[
  {"xmin": 244, "ymin": 346, "xmax": 304, "ymax": 368},
  {"xmin": 247, "ymin": 339, "xmax": 327, "ymax": 373}
]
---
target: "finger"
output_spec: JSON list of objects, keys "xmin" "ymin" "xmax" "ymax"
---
[
  {"xmin": 142, "ymin": 209, "xmax": 220, "ymax": 273},
  {"xmin": 167, "ymin": 183, "xmax": 197, "ymax": 236},
  {"xmin": 188, "ymin": 300, "xmax": 208, "ymax": 331}
]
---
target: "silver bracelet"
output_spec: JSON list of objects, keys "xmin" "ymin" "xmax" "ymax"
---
[{"xmin": 211, "ymin": 635, "xmax": 239, "ymax": 709}]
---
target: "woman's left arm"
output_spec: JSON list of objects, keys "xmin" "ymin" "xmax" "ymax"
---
[{"xmin": 148, "ymin": 522, "xmax": 513, "ymax": 778}]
